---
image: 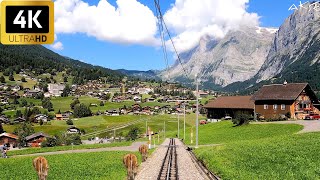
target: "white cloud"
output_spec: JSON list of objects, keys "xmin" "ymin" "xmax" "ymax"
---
[
  {"xmin": 54, "ymin": 0, "xmax": 158, "ymax": 45},
  {"xmin": 51, "ymin": 41, "xmax": 64, "ymax": 50},
  {"xmin": 163, "ymin": 0, "xmax": 260, "ymax": 52},
  {"xmin": 53, "ymin": 0, "xmax": 260, "ymax": 53}
]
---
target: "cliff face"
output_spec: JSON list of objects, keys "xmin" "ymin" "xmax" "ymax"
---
[
  {"xmin": 163, "ymin": 26, "xmax": 276, "ymax": 87},
  {"xmin": 255, "ymin": 3, "xmax": 320, "ymax": 82}
]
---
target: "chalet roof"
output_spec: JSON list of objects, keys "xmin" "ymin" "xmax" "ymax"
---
[
  {"xmin": 26, "ymin": 132, "xmax": 51, "ymax": 141},
  {"xmin": 0, "ymin": 133, "xmax": 18, "ymax": 140},
  {"xmin": 251, "ymin": 83, "xmax": 318, "ymax": 102},
  {"xmin": 68, "ymin": 126, "xmax": 80, "ymax": 131},
  {"xmin": 14, "ymin": 117, "xmax": 26, "ymax": 122},
  {"xmin": 204, "ymin": 96, "xmax": 254, "ymax": 110}
]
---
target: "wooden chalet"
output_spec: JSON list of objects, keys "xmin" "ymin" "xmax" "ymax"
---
[
  {"xmin": 0, "ymin": 116, "xmax": 10, "ymax": 124},
  {"xmin": 14, "ymin": 117, "xmax": 26, "ymax": 124},
  {"xmin": 55, "ymin": 114, "xmax": 63, "ymax": 120},
  {"xmin": 251, "ymin": 83, "xmax": 320, "ymax": 120},
  {"xmin": 204, "ymin": 96, "xmax": 254, "ymax": 119},
  {"xmin": 0, "ymin": 133, "xmax": 18, "ymax": 148},
  {"xmin": 25, "ymin": 132, "xmax": 51, "ymax": 147},
  {"xmin": 67, "ymin": 126, "xmax": 81, "ymax": 134}
]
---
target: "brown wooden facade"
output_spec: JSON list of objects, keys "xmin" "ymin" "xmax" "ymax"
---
[
  {"xmin": 255, "ymin": 100, "xmax": 294, "ymax": 119},
  {"xmin": 207, "ymin": 108, "xmax": 253, "ymax": 119},
  {"xmin": 253, "ymin": 83, "xmax": 319, "ymax": 120},
  {"xmin": 0, "ymin": 133, "xmax": 18, "ymax": 148}
]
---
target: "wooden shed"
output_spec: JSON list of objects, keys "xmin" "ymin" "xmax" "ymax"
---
[{"xmin": 204, "ymin": 96, "xmax": 254, "ymax": 119}]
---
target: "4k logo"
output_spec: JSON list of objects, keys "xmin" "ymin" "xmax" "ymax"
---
[
  {"xmin": 14, "ymin": 10, "xmax": 43, "ymax": 29},
  {"xmin": 1, "ymin": 0, "xmax": 54, "ymax": 45}
]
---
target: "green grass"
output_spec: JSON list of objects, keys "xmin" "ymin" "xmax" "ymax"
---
[
  {"xmin": 195, "ymin": 132, "xmax": 320, "ymax": 179},
  {"xmin": 199, "ymin": 95, "xmax": 214, "ymax": 105},
  {"xmin": 4, "ymin": 115, "xmax": 145, "ymax": 135},
  {"xmin": 183, "ymin": 121, "xmax": 302, "ymax": 145},
  {"xmin": 7, "ymin": 141, "xmax": 132, "ymax": 156},
  {"xmin": 0, "ymin": 72, "xmax": 37, "ymax": 89},
  {"xmin": 0, "ymin": 151, "xmax": 141, "ymax": 180},
  {"xmin": 187, "ymin": 121, "xmax": 320, "ymax": 179},
  {"xmin": 51, "ymin": 96, "xmax": 101, "ymax": 113}
]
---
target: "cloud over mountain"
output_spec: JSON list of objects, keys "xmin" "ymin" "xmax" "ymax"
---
[
  {"xmin": 163, "ymin": 0, "xmax": 260, "ymax": 52},
  {"xmin": 54, "ymin": 0, "xmax": 259, "ymax": 52}
]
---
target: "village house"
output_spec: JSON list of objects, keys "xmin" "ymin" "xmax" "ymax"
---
[
  {"xmin": 105, "ymin": 109, "xmax": 120, "ymax": 116},
  {"xmin": 67, "ymin": 126, "xmax": 81, "ymax": 134},
  {"xmin": 0, "ymin": 133, "xmax": 18, "ymax": 148},
  {"xmin": 0, "ymin": 116, "xmax": 10, "ymax": 124},
  {"xmin": 55, "ymin": 114, "xmax": 63, "ymax": 120},
  {"xmin": 25, "ymin": 132, "xmax": 51, "ymax": 147},
  {"xmin": 204, "ymin": 96, "xmax": 254, "ymax": 119},
  {"xmin": 48, "ymin": 83, "xmax": 65, "ymax": 97},
  {"xmin": 137, "ymin": 88, "xmax": 153, "ymax": 95},
  {"xmin": 251, "ymin": 83, "xmax": 320, "ymax": 120},
  {"xmin": 24, "ymin": 90, "xmax": 41, "ymax": 98},
  {"xmin": 34, "ymin": 114, "xmax": 49, "ymax": 123},
  {"xmin": 14, "ymin": 117, "xmax": 26, "ymax": 124}
]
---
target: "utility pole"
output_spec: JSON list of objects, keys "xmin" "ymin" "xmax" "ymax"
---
[
  {"xmin": 177, "ymin": 113, "xmax": 180, "ymax": 138},
  {"xmin": 184, "ymin": 104, "xmax": 186, "ymax": 140},
  {"xmin": 195, "ymin": 75, "xmax": 199, "ymax": 148},
  {"xmin": 145, "ymin": 117, "xmax": 148, "ymax": 136},
  {"xmin": 164, "ymin": 120, "xmax": 166, "ymax": 139}
]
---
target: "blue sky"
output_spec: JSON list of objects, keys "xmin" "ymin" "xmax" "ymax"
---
[{"xmin": 48, "ymin": 0, "xmax": 297, "ymax": 71}]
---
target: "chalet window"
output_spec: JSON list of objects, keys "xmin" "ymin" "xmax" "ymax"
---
[
  {"xmin": 273, "ymin": 104, "xmax": 278, "ymax": 110},
  {"xmin": 281, "ymin": 104, "xmax": 285, "ymax": 110},
  {"xmin": 264, "ymin": 104, "xmax": 268, "ymax": 109}
]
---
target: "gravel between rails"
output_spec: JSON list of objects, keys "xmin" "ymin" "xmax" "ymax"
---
[
  {"xmin": 175, "ymin": 139, "xmax": 208, "ymax": 180},
  {"xmin": 136, "ymin": 138, "xmax": 208, "ymax": 180},
  {"xmin": 135, "ymin": 138, "xmax": 171, "ymax": 180}
]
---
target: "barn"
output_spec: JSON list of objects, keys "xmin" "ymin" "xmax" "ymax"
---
[
  {"xmin": 204, "ymin": 96, "xmax": 254, "ymax": 119},
  {"xmin": 0, "ymin": 133, "xmax": 18, "ymax": 148},
  {"xmin": 26, "ymin": 132, "xmax": 51, "ymax": 147}
]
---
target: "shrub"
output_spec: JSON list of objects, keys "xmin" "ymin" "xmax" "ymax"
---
[
  {"xmin": 21, "ymin": 77, "xmax": 27, "ymax": 82},
  {"xmin": 41, "ymin": 137, "xmax": 57, "ymax": 147},
  {"xmin": 74, "ymin": 103, "xmax": 92, "ymax": 118},
  {"xmin": 126, "ymin": 127, "xmax": 141, "ymax": 141},
  {"xmin": 100, "ymin": 101, "xmax": 104, "ymax": 106},
  {"xmin": 285, "ymin": 112, "xmax": 291, "ymax": 119},
  {"xmin": 232, "ymin": 114, "xmax": 252, "ymax": 126},
  {"xmin": 66, "ymin": 119, "xmax": 74, "ymax": 125}
]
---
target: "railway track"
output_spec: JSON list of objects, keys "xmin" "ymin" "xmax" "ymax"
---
[{"xmin": 158, "ymin": 138, "xmax": 178, "ymax": 180}]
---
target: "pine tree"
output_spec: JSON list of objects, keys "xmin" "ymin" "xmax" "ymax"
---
[
  {"xmin": 0, "ymin": 76, "xmax": 5, "ymax": 83},
  {"xmin": 9, "ymin": 74, "xmax": 14, "ymax": 81}
]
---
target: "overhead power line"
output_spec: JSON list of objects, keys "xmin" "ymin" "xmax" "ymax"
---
[{"xmin": 154, "ymin": 0, "xmax": 189, "ymax": 80}]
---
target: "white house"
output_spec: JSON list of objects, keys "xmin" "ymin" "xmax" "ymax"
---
[{"xmin": 48, "ymin": 83, "xmax": 65, "ymax": 97}]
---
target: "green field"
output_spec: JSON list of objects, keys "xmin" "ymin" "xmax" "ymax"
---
[
  {"xmin": 0, "ymin": 72, "xmax": 38, "ymax": 89},
  {"xmin": 189, "ymin": 121, "xmax": 320, "ymax": 179},
  {"xmin": 7, "ymin": 141, "xmax": 132, "ymax": 156},
  {"xmin": 3, "ymin": 115, "xmax": 146, "ymax": 135},
  {"xmin": 3, "ymin": 113, "xmax": 204, "ymax": 138},
  {"xmin": 0, "ymin": 151, "xmax": 141, "ymax": 180}
]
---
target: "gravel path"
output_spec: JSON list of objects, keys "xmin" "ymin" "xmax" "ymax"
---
[
  {"xmin": 135, "ymin": 138, "xmax": 171, "ymax": 180},
  {"xmin": 12, "ymin": 141, "xmax": 146, "ymax": 158},
  {"xmin": 135, "ymin": 138, "xmax": 208, "ymax": 180},
  {"xmin": 175, "ymin": 139, "xmax": 207, "ymax": 180},
  {"xmin": 253, "ymin": 120, "xmax": 320, "ymax": 133}
]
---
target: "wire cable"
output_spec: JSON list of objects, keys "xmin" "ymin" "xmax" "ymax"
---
[{"xmin": 154, "ymin": 0, "xmax": 189, "ymax": 80}]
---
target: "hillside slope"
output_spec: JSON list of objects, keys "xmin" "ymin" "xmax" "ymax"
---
[{"xmin": 0, "ymin": 45, "xmax": 123, "ymax": 83}]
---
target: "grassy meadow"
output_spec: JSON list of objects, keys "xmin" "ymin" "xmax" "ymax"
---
[
  {"xmin": 7, "ymin": 141, "xmax": 132, "ymax": 156},
  {"xmin": 1, "ymin": 151, "xmax": 141, "ymax": 180},
  {"xmin": 188, "ymin": 121, "xmax": 320, "ymax": 179}
]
